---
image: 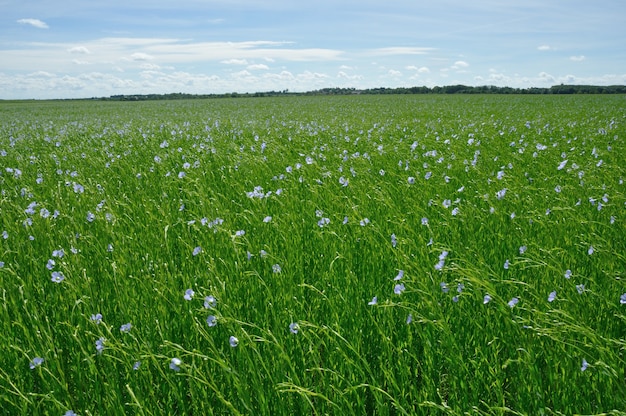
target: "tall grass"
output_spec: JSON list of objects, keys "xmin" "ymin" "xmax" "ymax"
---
[{"xmin": 0, "ymin": 94, "xmax": 625, "ymax": 415}]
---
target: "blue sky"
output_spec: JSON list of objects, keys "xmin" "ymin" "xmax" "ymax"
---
[{"xmin": 1, "ymin": 0, "xmax": 624, "ymax": 99}]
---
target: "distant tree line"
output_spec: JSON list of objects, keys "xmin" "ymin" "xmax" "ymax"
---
[{"xmin": 101, "ymin": 84, "xmax": 626, "ymax": 101}]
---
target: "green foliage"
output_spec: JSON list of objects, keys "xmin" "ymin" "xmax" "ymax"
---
[{"xmin": 0, "ymin": 95, "xmax": 625, "ymax": 415}]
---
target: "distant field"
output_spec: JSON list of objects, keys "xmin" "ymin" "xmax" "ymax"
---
[{"xmin": 1, "ymin": 94, "xmax": 625, "ymax": 415}]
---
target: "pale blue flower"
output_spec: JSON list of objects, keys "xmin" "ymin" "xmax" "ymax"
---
[
  {"xmin": 504, "ymin": 259, "xmax": 510, "ymax": 270},
  {"xmin": 576, "ymin": 284, "xmax": 585, "ymax": 294},
  {"xmin": 317, "ymin": 217, "xmax": 330, "ymax": 227},
  {"xmin": 1, "ymin": 230, "xmax": 7, "ymax": 239},
  {"xmin": 394, "ymin": 270, "xmax": 404, "ymax": 281},
  {"xmin": 95, "ymin": 337, "xmax": 105, "ymax": 354},
  {"xmin": 120, "ymin": 323, "xmax": 132, "ymax": 333},
  {"xmin": 51, "ymin": 271, "xmax": 65, "ymax": 283},
  {"xmin": 133, "ymin": 361, "xmax": 141, "ymax": 370},
  {"xmin": 235, "ymin": 230, "xmax": 245, "ymax": 237},
  {"xmin": 29, "ymin": 357, "xmax": 44, "ymax": 369},
  {"xmin": 91, "ymin": 313, "xmax": 102, "ymax": 324},
  {"xmin": 368, "ymin": 296, "xmax": 378, "ymax": 306},
  {"xmin": 394, "ymin": 283, "xmax": 405, "ymax": 295},
  {"xmin": 451, "ymin": 207, "xmax": 459, "ymax": 216},
  {"xmin": 483, "ymin": 294, "xmax": 492, "ymax": 304},
  {"xmin": 440, "ymin": 282, "xmax": 449, "ymax": 293},
  {"xmin": 548, "ymin": 291, "xmax": 557, "ymax": 302},
  {"xmin": 508, "ymin": 297, "xmax": 519, "ymax": 308},
  {"xmin": 588, "ymin": 245, "xmax": 594, "ymax": 255},
  {"xmin": 263, "ymin": 216, "xmax": 272, "ymax": 223},
  {"xmin": 581, "ymin": 358, "xmax": 588, "ymax": 372},
  {"xmin": 184, "ymin": 288, "xmax": 194, "ymax": 301},
  {"xmin": 620, "ymin": 293, "xmax": 626, "ymax": 305},
  {"xmin": 565, "ymin": 269, "xmax": 572, "ymax": 279},
  {"xmin": 407, "ymin": 176, "xmax": 415, "ymax": 184},
  {"xmin": 391, "ymin": 233, "xmax": 397, "ymax": 248},
  {"xmin": 406, "ymin": 314, "xmax": 413, "ymax": 324},
  {"xmin": 46, "ymin": 259, "xmax": 55, "ymax": 270},
  {"xmin": 359, "ymin": 218, "xmax": 370, "ymax": 226},
  {"xmin": 519, "ymin": 245, "xmax": 527, "ymax": 254},
  {"xmin": 496, "ymin": 188, "xmax": 507, "ymax": 200},
  {"xmin": 272, "ymin": 264, "xmax": 281, "ymax": 273},
  {"xmin": 229, "ymin": 336, "xmax": 239, "ymax": 347},
  {"xmin": 64, "ymin": 411, "xmax": 77, "ymax": 416},
  {"xmin": 289, "ymin": 322, "xmax": 299, "ymax": 334},
  {"xmin": 86, "ymin": 211, "xmax": 95, "ymax": 222},
  {"xmin": 170, "ymin": 357, "xmax": 181, "ymax": 371},
  {"xmin": 457, "ymin": 283, "xmax": 464, "ymax": 293},
  {"xmin": 52, "ymin": 249, "xmax": 64, "ymax": 258},
  {"xmin": 192, "ymin": 246, "xmax": 202, "ymax": 256},
  {"xmin": 204, "ymin": 295, "xmax": 217, "ymax": 309},
  {"xmin": 206, "ymin": 315, "xmax": 217, "ymax": 327},
  {"xmin": 421, "ymin": 217, "xmax": 428, "ymax": 226}
]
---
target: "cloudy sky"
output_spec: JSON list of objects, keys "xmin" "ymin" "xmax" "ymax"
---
[{"xmin": 1, "ymin": 0, "xmax": 625, "ymax": 99}]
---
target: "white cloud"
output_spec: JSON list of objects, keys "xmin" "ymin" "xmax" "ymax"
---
[
  {"xmin": 369, "ymin": 47, "xmax": 434, "ymax": 56},
  {"xmin": 537, "ymin": 45, "xmax": 552, "ymax": 51},
  {"xmin": 221, "ymin": 59, "xmax": 249, "ymax": 65},
  {"xmin": 140, "ymin": 63, "xmax": 161, "ymax": 70},
  {"xmin": 570, "ymin": 55, "xmax": 586, "ymax": 62},
  {"xmin": 17, "ymin": 18, "xmax": 49, "ymax": 29},
  {"xmin": 247, "ymin": 64, "xmax": 269, "ymax": 70},
  {"xmin": 72, "ymin": 59, "xmax": 90, "ymax": 65},
  {"xmin": 388, "ymin": 69, "xmax": 402, "ymax": 76},
  {"xmin": 406, "ymin": 65, "xmax": 430, "ymax": 73},
  {"xmin": 130, "ymin": 52, "xmax": 153, "ymax": 61},
  {"xmin": 68, "ymin": 46, "xmax": 91, "ymax": 54},
  {"xmin": 337, "ymin": 71, "xmax": 362, "ymax": 80},
  {"xmin": 451, "ymin": 61, "xmax": 469, "ymax": 70},
  {"xmin": 538, "ymin": 71, "xmax": 555, "ymax": 82}
]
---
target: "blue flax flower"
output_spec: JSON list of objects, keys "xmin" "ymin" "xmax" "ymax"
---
[
  {"xmin": 204, "ymin": 295, "xmax": 217, "ymax": 309},
  {"xmin": 29, "ymin": 357, "xmax": 44, "ymax": 369},
  {"xmin": 170, "ymin": 357, "xmax": 181, "ymax": 371},
  {"xmin": 548, "ymin": 291, "xmax": 557, "ymax": 302},
  {"xmin": 95, "ymin": 337, "xmax": 105, "ymax": 354},
  {"xmin": 581, "ymin": 358, "xmax": 589, "ymax": 372},
  {"xmin": 91, "ymin": 313, "xmax": 102, "ymax": 324},
  {"xmin": 120, "ymin": 323, "xmax": 132, "ymax": 333},
  {"xmin": 394, "ymin": 283, "xmax": 405, "ymax": 295},
  {"xmin": 229, "ymin": 336, "xmax": 239, "ymax": 347}
]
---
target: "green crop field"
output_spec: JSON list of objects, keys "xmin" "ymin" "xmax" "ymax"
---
[{"xmin": 1, "ymin": 94, "xmax": 625, "ymax": 415}]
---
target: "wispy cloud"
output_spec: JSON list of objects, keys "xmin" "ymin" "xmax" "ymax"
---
[
  {"xmin": 68, "ymin": 46, "xmax": 91, "ymax": 54},
  {"xmin": 17, "ymin": 18, "xmax": 49, "ymax": 29},
  {"xmin": 247, "ymin": 64, "xmax": 269, "ymax": 70},
  {"xmin": 570, "ymin": 55, "xmax": 586, "ymax": 62},
  {"xmin": 369, "ymin": 47, "xmax": 435, "ymax": 56},
  {"xmin": 451, "ymin": 60, "xmax": 469, "ymax": 70},
  {"xmin": 537, "ymin": 45, "xmax": 552, "ymax": 51}
]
